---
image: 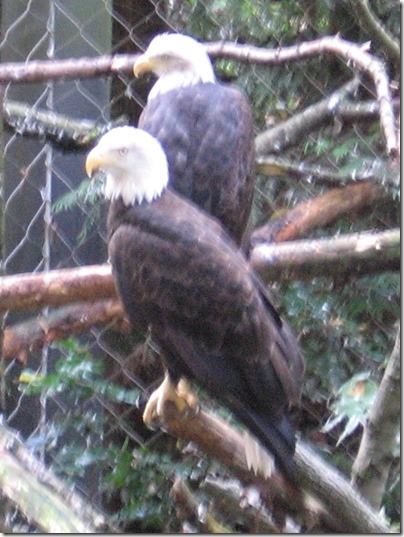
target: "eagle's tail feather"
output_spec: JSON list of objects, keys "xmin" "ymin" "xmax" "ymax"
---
[{"xmin": 233, "ymin": 405, "xmax": 297, "ymax": 483}]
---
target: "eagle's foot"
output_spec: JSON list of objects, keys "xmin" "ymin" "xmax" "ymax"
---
[{"xmin": 143, "ymin": 375, "xmax": 199, "ymax": 428}]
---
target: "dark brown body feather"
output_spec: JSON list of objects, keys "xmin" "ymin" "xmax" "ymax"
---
[
  {"xmin": 108, "ymin": 190, "xmax": 304, "ymax": 480},
  {"xmin": 138, "ymin": 83, "xmax": 255, "ymax": 245}
]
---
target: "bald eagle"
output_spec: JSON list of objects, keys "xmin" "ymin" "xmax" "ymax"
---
[
  {"xmin": 133, "ymin": 33, "xmax": 255, "ymax": 246},
  {"xmin": 86, "ymin": 126, "xmax": 304, "ymax": 482}
]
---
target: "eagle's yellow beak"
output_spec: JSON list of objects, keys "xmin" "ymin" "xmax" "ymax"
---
[
  {"xmin": 133, "ymin": 54, "xmax": 155, "ymax": 77},
  {"xmin": 85, "ymin": 147, "xmax": 113, "ymax": 178}
]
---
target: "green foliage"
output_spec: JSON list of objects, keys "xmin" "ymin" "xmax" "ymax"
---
[
  {"xmin": 280, "ymin": 273, "xmax": 399, "ymax": 398},
  {"xmin": 52, "ymin": 176, "xmax": 105, "ymax": 244},
  {"xmin": 18, "ymin": 339, "xmax": 207, "ymax": 531},
  {"xmin": 322, "ymin": 371, "xmax": 378, "ymax": 445}
]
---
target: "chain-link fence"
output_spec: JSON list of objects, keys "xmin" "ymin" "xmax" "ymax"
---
[{"xmin": 0, "ymin": 0, "xmax": 400, "ymax": 532}]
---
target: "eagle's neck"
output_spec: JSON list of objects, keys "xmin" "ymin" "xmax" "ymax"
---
[
  {"xmin": 104, "ymin": 160, "xmax": 168, "ymax": 206},
  {"xmin": 149, "ymin": 65, "xmax": 215, "ymax": 101}
]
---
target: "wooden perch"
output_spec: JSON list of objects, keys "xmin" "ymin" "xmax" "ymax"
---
[
  {"xmin": 0, "ymin": 53, "xmax": 139, "ymax": 84},
  {"xmin": 0, "ymin": 228, "xmax": 399, "ymax": 316},
  {"xmin": 250, "ymin": 228, "xmax": 400, "ymax": 282},
  {"xmin": 351, "ymin": 326, "xmax": 401, "ymax": 508},
  {"xmin": 150, "ymin": 400, "xmax": 390, "ymax": 533},
  {"xmin": 250, "ymin": 182, "xmax": 387, "ymax": 246}
]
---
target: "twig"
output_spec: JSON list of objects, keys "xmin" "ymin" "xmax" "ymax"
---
[
  {"xmin": 351, "ymin": 326, "xmax": 400, "ymax": 508},
  {"xmin": 206, "ymin": 36, "xmax": 398, "ymax": 157}
]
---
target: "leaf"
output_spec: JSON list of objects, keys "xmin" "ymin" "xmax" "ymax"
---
[{"xmin": 322, "ymin": 372, "xmax": 378, "ymax": 444}]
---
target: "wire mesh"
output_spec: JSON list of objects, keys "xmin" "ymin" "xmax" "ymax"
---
[{"xmin": 0, "ymin": 0, "xmax": 399, "ymax": 532}]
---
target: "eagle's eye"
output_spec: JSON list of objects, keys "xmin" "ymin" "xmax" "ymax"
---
[{"xmin": 118, "ymin": 147, "xmax": 128, "ymax": 156}]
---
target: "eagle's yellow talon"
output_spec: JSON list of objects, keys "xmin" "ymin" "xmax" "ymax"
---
[
  {"xmin": 143, "ymin": 375, "xmax": 199, "ymax": 428},
  {"xmin": 177, "ymin": 378, "xmax": 200, "ymax": 415}
]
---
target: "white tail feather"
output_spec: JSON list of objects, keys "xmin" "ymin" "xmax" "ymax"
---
[{"xmin": 244, "ymin": 431, "xmax": 275, "ymax": 479}]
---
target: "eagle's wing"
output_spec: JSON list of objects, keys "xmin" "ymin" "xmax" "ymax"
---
[
  {"xmin": 138, "ymin": 83, "xmax": 255, "ymax": 244},
  {"xmin": 108, "ymin": 192, "xmax": 301, "ymax": 407}
]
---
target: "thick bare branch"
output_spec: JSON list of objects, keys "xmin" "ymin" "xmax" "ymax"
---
[
  {"xmin": 0, "ymin": 54, "xmax": 138, "ymax": 84},
  {"xmin": 0, "ymin": 265, "xmax": 117, "ymax": 313},
  {"xmin": 294, "ymin": 442, "xmax": 389, "ymax": 533},
  {"xmin": 207, "ymin": 36, "xmax": 398, "ymax": 157},
  {"xmin": 250, "ymin": 182, "xmax": 388, "ymax": 246},
  {"xmin": 3, "ymin": 300, "xmax": 125, "ymax": 363},
  {"xmin": 0, "ymin": 228, "xmax": 399, "ymax": 315},
  {"xmin": 251, "ymin": 228, "xmax": 399, "ymax": 283},
  {"xmin": 351, "ymin": 327, "xmax": 400, "ymax": 508},
  {"xmin": 0, "ymin": 36, "xmax": 397, "ymax": 156},
  {"xmin": 2, "ymin": 100, "xmax": 120, "ymax": 149}
]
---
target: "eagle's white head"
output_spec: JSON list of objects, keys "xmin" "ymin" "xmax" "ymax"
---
[
  {"xmin": 133, "ymin": 33, "xmax": 216, "ymax": 100},
  {"xmin": 85, "ymin": 126, "xmax": 169, "ymax": 206}
]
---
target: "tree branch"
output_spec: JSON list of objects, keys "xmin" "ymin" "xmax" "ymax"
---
[
  {"xmin": 250, "ymin": 228, "xmax": 400, "ymax": 283},
  {"xmin": 0, "ymin": 229, "xmax": 399, "ymax": 316},
  {"xmin": 256, "ymin": 157, "xmax": 398, "ymax": 188},
  {"xmin": 294, "ymin": 442, "xmax": 389, "ymax": 533},
  {"xmin": 0, "ymin": 54, "xmax": 139, "ymax": 84},
  {"xmin": 150, "ymin": 400, "xmax": 390, "ymax": 532},
  {"xmin": 348, "ymin": 0, "xmax": 400, "ymax": 65},
  {"xmin": 3, "ymin": 300, "xmax": 125, "ymax": 363},
  {"xmin": 0, "ymin": 36, "xmax": 397, "ymax": 157},
  {"xmin": 351, "ymin": 326, "xmax": 400, "ymax": 508},
  {"xmin": 2, "ymin": 100, "xmax": 122, "ymax": 149},
  {"xmin": 254, "ymin": 78, "xmax": 360, "ymax": 155},
  {"xmin": 200, "ymin": 476, "xmax": 281, "ymax": 533},
  {"xmin": 206, "ymin": 36, "xmax": 398, "ymax": 157},
  {"xmin": 0, "ymin": 265, "xmax": 117, "ymax": 313},
  {"xmin": 250, "ymin": 182, "xmax": 388, "ymax": 246}
]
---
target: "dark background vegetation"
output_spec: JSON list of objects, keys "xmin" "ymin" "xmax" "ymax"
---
[{"xmin": 0, "ymin": 0, "xmax": 399, "ymax": 532}]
